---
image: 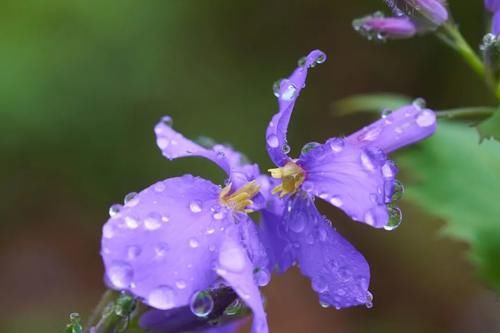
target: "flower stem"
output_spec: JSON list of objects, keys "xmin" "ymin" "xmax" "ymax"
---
[{"xmin": 436, "ymin": 106, "xmax": 496, "ymax": 120}]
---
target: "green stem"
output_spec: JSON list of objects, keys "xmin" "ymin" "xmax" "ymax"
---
[{"xmin": 436, "ymin": 106, "xmax": 496, "ymax": 120}]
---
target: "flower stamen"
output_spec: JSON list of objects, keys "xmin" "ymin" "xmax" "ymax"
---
[
  {"xmin": 268, "ymin": 161, "xmax": 305, "ymax": 197},
  {"xmin": 219, "ymin": 181, "xmax": 260, "ymax": 213}
]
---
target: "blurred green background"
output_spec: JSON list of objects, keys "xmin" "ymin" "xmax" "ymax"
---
[{"xmin": 1, "ymin": 1, "xmax": 499, "ymax": 332}]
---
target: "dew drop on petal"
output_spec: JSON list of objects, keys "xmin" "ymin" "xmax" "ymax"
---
[
  {"xmin": 219, "ymin": 246, "xmax": 246, "ymax": 273},
  {"xmin": 254, "ymin": 268, "xmax": 271, "ymax": 287},
  {"xmin": 266, "ymin": 134, "xmax": 279, "ymax": 148},
  {"xmin": 280, "ymin": 81, "xmax": 297, "ymax": 101},
  {"xmin": 190, "ymin": 291, "xmax": 214, "ymax": 318},
  {"xmin": 148, "ymin": 286, "xmax": 175, "ymax": 310},
  {"xmin": 189, "ymin": 201, "xmax": 203, "ymax": 213},
  {"xmin": 302, "ymin": 181, "xmax": 314, "ymax": 193},
  {"xmin": 189, "ymin": 238, "xmax": 200, "ymax": 249},
  {"xmin": 212, "ymin": 208, "xmax": 226, "ymax": 221},
  {"xmin": 329, "ymin": 196, "xmax": 343, "ymax": 207},
  {"xmin": 175, "ymin": 280, "xmax": 187, "ymax": 290},
  {"xmin": 272, "ymin": 79, "xmax": 283, "ymax": 98},
  {"xmin": 282, "ymin": 143, "xmax": 291, "ymax": 154},
  {"xmin": 301, "ymin": 142, "xmax": 321, "ymax": 155},
  {"xmin": 381, "ymin": 109, "xmax": 392, "ymax": 118},
  {"xmin": 364, "ymin": 212, "xmax": 375, "ymax": 226},
  {"xmin": 103, "ymin": 224, "xmax": 114, "ymax": 239},
  {"xmin": 360, "ymin": 153, "xmax": 375, "ymax": 171},
  {"xmin": 416, "ymin": 110, "xmax": 436, "ymax": 127},
  {"xmin": 154, "ymin": 182, "xmax": 166, "ymax": 193},
  {"xmin": 109, "ymin": 204, "xmax": 123, "ymax": 218},
  {"xmin": 382, "ymin": 161, "xmax": 396, "ymax": 178},
  {"xmin": 289, "ymin": 215, "xmax": 306, "ymax": 233},
  {"xmin": 124, "ymin": 216, "xmax": 139, "ymax": 229},
  {"xmin": 155, "ymin": 242, "xmax": 169, "ymax": 257},
  {"xmin": 160, "ymin": 116, "xmax": 173, "ymax": 127},
  {"xmin": 384, "ymin": 206, "xmax": 402, "ymax": 231},
  {"xmin": 328, "ymin": 138, "xmax": 344, "ymax": 153},
  {"xmin": 108, "ymin": 263, "xmax": 133, "ymax": 289},
  {"xmin": 144, "ymin": 213, "xmax": 162, "ymax": 230},
  {"xmin": 312, "ymin": 278, "xmax": 329, "ymax": 293},
  {"xmin": 124, "ymin": 192, "xmax": 139, "ymax": 206},
  {"xmin": 127, "ymin": 246, "xmax": 142, "ymax": 260},
  {"xmin": 412, "ymin": 98, "xmax": 426, "ymax": 110},
  {"xmin": 392, "ymin": 180, "xmax": 405, "ymax": 201},
  {"xmin": 365, "ymin": 291, "xmax": 374, "ymax": 309},
  {"xmin": 224, "ymin": 298, "xmax": 242, "ymax": 316},
  {"xmin": 320, "ymin": 300, "xmax": 330, "ymax": 308}
]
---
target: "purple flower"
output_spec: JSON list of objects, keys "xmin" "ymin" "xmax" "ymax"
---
[
  {"xmin": 260, "ymin": 50, "xmax": 436, "ymax": 308},
  {"xmin": 485, "ymin": 0, "xmax": 500, "ymax": 12},
  {"xmin": 485, "ymin": 0, "xmax": 500, "ymax": 34},
  {"xmin": 101, "ymin": 118, "xmax": 269, "ymax": 333},
  {"xmin": 354, "ymin": 0, "xmax": 448, "ymax": 40},
  {"xmin": 353, "ymin": 12, "xmax": 417, "ymax": 41}
]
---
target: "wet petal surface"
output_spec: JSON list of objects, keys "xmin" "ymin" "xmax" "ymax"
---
[{"xmin": 101, "ymin": 175, "xmax": 233, "ymax": 309}]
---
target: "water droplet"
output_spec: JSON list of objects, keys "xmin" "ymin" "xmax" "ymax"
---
[
  {"xmin": 392, "ymin": 180, "xmax": 405, "ymax": 201},
  {"xmin": 289, "ymin": 215, "xmax": 306, "ymax": 233},
  {"xmin": 124, "ymin": 192, "xmax": 139, "ymax": 206},
  {"xmin": 358, "ymin": 127, "xmax": 382, "ymax": 142},
  {"xmin": 412, "ymin": 98, "xmax": 426, "ymax": 110},
  {"xmin": 175, "ymin": 280, "xmax": 187, "ymax": 289},
  {"xmin": 127, "ymin": 245, "xmax": 142, "ymax": 260},
  {"xmin": 144, "ymin": 212, "xmax": 162, "ymax": 230},
  {"xmin": 382, "ymin": 161, "xmax": 397, "ymax": 178},
  {"xmin": 254, "ymin": 268, "xmax": 271, "ymax": 287},
  {"xmin": 154, "ymin": 182, "xmax": 165, "ymax": 193},
  {"xmin": 161, "ymin": 215, "xmax": 170, "ymax": 223},
  {"xmin": 297, "ymin": 56, "xmax": 307, "ymax": 67},
  {"xmin": 328, "ymin": 138, "xmax": 344, "ymax": 153},
  {"xmin": 190, "ymin": 290, "xmax": 214, "ymax": 317},
  {"xmin": 381, "ymin": 109, "xmax": 392, "ymax": 118},
  {"xmin": 314, "ymin": 52, "xmax": 327, "ymax": 65},
  {"xmin": 206, "ymin": 227, "xmax": 216, "ymax": 235},
  {"xmin": 365, "ymin": 291, "xmax": 374, "ymax": 309},
  {"xmin": 109, "ymin": 204, "xmax": 123, "ymax": 217},
  {"xmin": 212, "ymin": 208, "xmax": 226, "ymax": 221},
  {"xmin": 189, "ymin": 201, "xmax": 202, "ymax": 213},
  {"xmin": 280, "ymin": 81, "xmax": 297, "ymax": 101},
  {"xmin": 364, "ymin": 212, "xmax": 375, "ymax": 226},
  {"xmin": 160, "ymin": 116, "xmax": 173, "ymax": 127},
  {"xmin": 282, "ymin": 143, "xmax": 291, "ymax": 154},
  {"xmin": 384, "ymin": 206, "xmax": 402, "ymax": 231},
  {"xmin": 272, "ymin": 79, "xmax": 283, "ymax": 97},
  {"xmin": 148, "ymin": 286, "xmax": 175, "ymax": 310},
  {"xmin": 219, "ymin": 246, "xmax": 246, "ymax": 273},
  {"xmin": 108, "ymin": 263, "xmax": 133, "ymax": 289},
  {"xmin": 124, "ymin": 216, "xmax": 139, "ymax": 229},
  {"xmin": 312, "ymin": 278, "xmax": 329, "ymax": 293},
  {"xmin": 103, "ymin": 224, "xmax": 114, "ymax": 239},
  {"xmin": 319, "ymin": 301, "xmax": 330, "ymax": 308},
  {"xmin": 189, "ymin": 238, "xmax": 200, "ymax": 248},
  {"xmin": 266, "ymin": 134, "xmax": 279, "ymax": 148},
  {"xmin": 329, "ymin": 196, "xmax": 343, "ymax": 207},
  {"xmin": 155, "ymin": 242, "xmax": 169, "ymax": 257},
  {"xmin": 301, "ymin": 142, "xmax": 321, "ymax": 155},
  {"xmin": 224, "ymin": 298, "xmax": 242, "ymax": 316},
  {"xmin": 416, "ymin": 110, "xmax": 436, "ymax": 127},
  {"xmin": 360, "ymin": 152, "xmax": 375, "ymax": 171}
]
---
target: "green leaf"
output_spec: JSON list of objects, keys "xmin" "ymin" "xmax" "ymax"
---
[
  {"xmin": 332, "ymin": 93, "xmax": 411, "ymax": 116},
  {"xmin": 477, "ymin": 110, "xmax": 500, "ymax": 142},
  {"xmin": 397, "ymin": 121, "xmax": 500, "ymax": 290}
]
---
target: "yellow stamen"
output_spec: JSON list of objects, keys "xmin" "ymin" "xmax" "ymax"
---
[
  {"xmin": 268, "ymin": 161, "xmax": 305, "ymax": 197},
  {"xmin": 219, "ymin": 181, "xmax": 260, "ymax": 213}
]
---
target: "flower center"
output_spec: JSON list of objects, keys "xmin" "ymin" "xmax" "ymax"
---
[
  {"xmin": 268, "ymin": 161, "xmax": 305, "ymax": 197},
  {"xmin": 219, "ymin": 181, "xmax": 260, "ymax": 213}
]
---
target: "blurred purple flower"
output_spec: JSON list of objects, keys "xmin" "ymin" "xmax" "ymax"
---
[
  {"xmin": 355, "ymin": 0, "xmax": 449, "ymax": 40},
  {"xmin": 101, "ymin": 118, "xmax": 269, "ymax": 333},
  {"xmin": 261, "ymin": 50, "xmax": 436, "ymax": 308},
  {"xmin": 353, "ymin": 12, "xmax": 417, "ymax": 41},
  {"xmin": 485, "ymin": 0, "xmax": 500, "ymax": 12},
  {"xmin": 485, "ymin": 0, "xmax": 500, "ymax": 34}
]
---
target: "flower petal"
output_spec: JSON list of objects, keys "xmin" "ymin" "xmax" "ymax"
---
[
  {"xmin": 486, "ymin": 0, "xmax": 500, "ymax": 12},
  {"xmin": 266, "ymin": 50, "xmax": 326, "ymax": 166},
  {"xmin": 101, "ymin": 175, "xmax": 234, "ymax": 310},
  {"xmin": 298, "ymin": 140, "xmax": 397, "ymax": 228},
  {"xmin": 346, "ymin": 103, "xmax": 437, "ymax": 154},
  {"xmin": 216, "ymin": 230, "xmax": 269, "ymax": 333},
  {"xmin": 281, "ymin": 194, "xmax": 371, "ymax": 308},
  {"xmin": 493, "ymin": 11, "xmax": 500, "ymax": 35},
  {"xmin": 155, "ymin": 117, "xmax": 259, "ymax": 186}
]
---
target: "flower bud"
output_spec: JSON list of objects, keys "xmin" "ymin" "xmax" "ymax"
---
[{"xmin": 353, "ymin": 12, "xmax": 417, "ymax": 41}]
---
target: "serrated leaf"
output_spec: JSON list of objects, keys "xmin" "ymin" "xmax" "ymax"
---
[
  {"xmin": 397, "ymin": 121, "xmax": 500, "ymax": 290},
  {"xmin": 477, "ymin": 110, "xmax": 500, "ymax": 142},
  {"xmin": 332, "ymin": 93, "xmax": 411, "ymax": 116}
]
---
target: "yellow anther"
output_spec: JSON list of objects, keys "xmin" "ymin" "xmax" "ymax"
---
[
  {"xmin": 220, "ymin": 181, "xmax": 260, "ymax": 213},
  {"xmin": 268, "ymin": 161, "xmax": 305, "ymax": 197}
]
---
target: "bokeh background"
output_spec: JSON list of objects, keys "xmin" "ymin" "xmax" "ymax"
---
[{"xmin": 1, "ymin": 1, "xmax": 499, "ymax": 332}]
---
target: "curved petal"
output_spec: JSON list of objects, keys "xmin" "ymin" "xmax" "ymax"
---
[
  {"xmin": 493, "ymin": 11, "xmax": 500, "ymax": 35},
  {"xmin": 298, "ymin": 140, "xmax": 397, "ymax": 228},
  {"xmin": 155, "ymin": 117, "xmax": 259, "ymax": 186},
  {"xmin": 345, "ymin": 104, "xmax": 437, "ymax": 154},
  {"xmin": 281, "ymin": 194, "xmax": 371, "ymax": 308},
  {"xmin": 266, "ymin": 50, "xmax": 326, "ymax": 167},
  {"xmin": 101, "ymin": 175, "xmax": 234, "ymax": 310},
  {"xmin": 216, "ymin": 228, "xmax": 269, "ymax": 333}
]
